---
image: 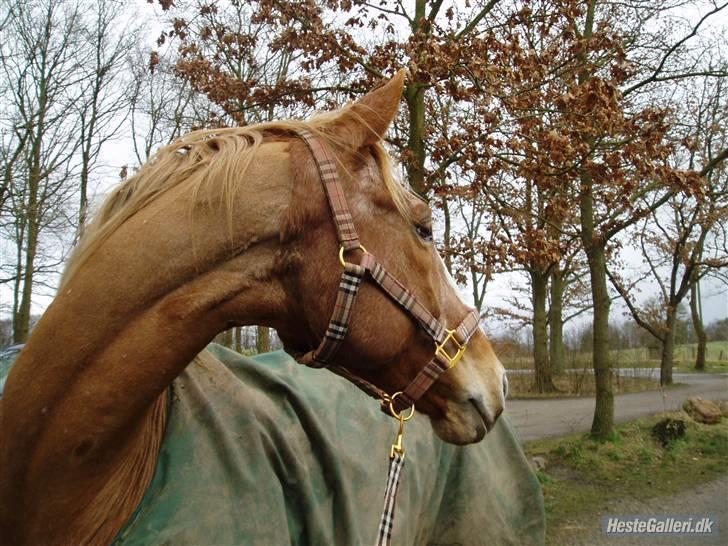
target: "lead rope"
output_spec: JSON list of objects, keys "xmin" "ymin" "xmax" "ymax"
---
[
  {"xmin": 376, "ymin": 396, "xmax": 414, "ymax": 546},
  {"xmin": 376, "ymin": 453, "xmax": 404, "ymax": 546}
]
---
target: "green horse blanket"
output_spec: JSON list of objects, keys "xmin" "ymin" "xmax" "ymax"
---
[{"xmin": 2, "ymin": 344, "xmax": 545, "ymax": 545}]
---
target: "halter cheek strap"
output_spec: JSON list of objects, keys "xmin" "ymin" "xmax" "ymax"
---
[{"xmin": 290, "ymin": 129, "xmax": 481, "ymax": 415}]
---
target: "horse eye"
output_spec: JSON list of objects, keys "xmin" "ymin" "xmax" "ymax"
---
[{"xmin": 416, "ymin": 224, "xmax": 433, "ymax": 242}]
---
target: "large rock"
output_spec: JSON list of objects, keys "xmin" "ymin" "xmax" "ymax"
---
[
  {"xmin": 683, "ymin": 396, "xmax": 722, "ymax": 424},
  {"xmin": 718, "ymin": 400, "xmax": 728, "ymax": 418}
]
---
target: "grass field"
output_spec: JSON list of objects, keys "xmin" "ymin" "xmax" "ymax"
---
[
  {"xmin": 502, "ymin": 340, "xmax": 728, "ymax": 371},
  {"xmin": 525, "ymin": 412, "xmax": 728, "ymax": 545}
]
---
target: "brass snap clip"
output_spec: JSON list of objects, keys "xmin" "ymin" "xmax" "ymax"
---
[{"xmin": 387, "ymin": 392, "xmax": 415, "ymax": 459}]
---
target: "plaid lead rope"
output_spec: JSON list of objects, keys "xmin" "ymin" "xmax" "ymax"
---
[{"xmin": 376, "ymin": 452, "xmax": 405, "ymax": 546}]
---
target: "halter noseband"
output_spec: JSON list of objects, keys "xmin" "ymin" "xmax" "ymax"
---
[{"xmin": 289, "ymin": 130, "xmax": 480, "ymax": 417}]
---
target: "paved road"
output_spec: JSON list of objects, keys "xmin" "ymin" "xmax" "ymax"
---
[{"xmin": 506, "ymin": 371, "xmax": 728, "ymax": 442}]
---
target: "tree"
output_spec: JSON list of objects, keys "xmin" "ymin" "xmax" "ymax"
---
[
  {"xmin": 689, "ymin": 276, "xmax": 707, "ymax": 369},
  {"xmin": 685, "ymin": 73, "xmax": 728, "ymax": 370},
  {"xmin": 74, "ymin": 0, "xmax": 140, "ymax": 235},
  {"xmin": 0, "ymin": 0, "xmax": 86, "ymax": 341},
  {"xmin": 559, "ymin": 0, "xmax": 725, "ymax": 436},
  {"xmin": 475, "ymin": 0, "xmax": 725, "ymax": 434},
  {"xmin": 128, "ymin": 49, "xmax": 213, "ymax": 164},
  {"xmin": 1, "ymin": 0, "xmax": 143, "ymax": 341},
  {"xmin": 610, "ymin": 178, "xmax": 727, "ymax": 382},
  {"xmin": 549, "ymin": 257, "xmax": 592, "ymax": 373},
  {"xmin": 609, "ymin": 69, "xmax": 728, "ymax": 382}
]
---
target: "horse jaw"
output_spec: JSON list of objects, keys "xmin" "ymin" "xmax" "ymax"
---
[{"xmin": 430, "ymin": 405, "xmax": 489, "ymax": 445}]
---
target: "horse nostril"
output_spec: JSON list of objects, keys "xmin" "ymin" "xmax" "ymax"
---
[{"xmin": 502, "ymin": 373, "xmax": 509, "ymax": 399}]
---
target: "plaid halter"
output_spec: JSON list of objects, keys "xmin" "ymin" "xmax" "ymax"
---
[
  {"xmin": 291, "ymin": 129, "xmax": 481, "ymax": 414},
  {"xmin": 291, "ymin": 129, "xmax": 482, "ymax": 546}
]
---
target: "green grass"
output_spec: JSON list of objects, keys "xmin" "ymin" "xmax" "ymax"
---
[
  {"xmin": 525, "ymin": 412, "xmax": 728, "ymax": 543},
  {"xmin": 502, "ymin": 340, "xmax": 728, "ymax": 371}
]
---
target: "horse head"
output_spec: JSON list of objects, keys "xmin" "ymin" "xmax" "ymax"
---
[{"xmin": 274, "ymin": 71, "xmax": 507, "ymax": 445}]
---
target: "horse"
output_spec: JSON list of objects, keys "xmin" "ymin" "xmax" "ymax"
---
[{"xmin": 0, "ymin": 70, "xmax": 512, "ymax": 545}]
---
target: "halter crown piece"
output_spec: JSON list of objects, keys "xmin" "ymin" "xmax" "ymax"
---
[{"xmin": 290, "ymin": 130, "xmax": 481, "ymax": 546}]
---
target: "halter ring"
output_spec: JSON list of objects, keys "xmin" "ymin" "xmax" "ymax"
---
[
  {"xmin": 338, "ymin": 244, "xmax": 368, "ymax": 267},
  {"xmin": 387, "ymin": 391, "xmax": 415, "ymax": 421}
]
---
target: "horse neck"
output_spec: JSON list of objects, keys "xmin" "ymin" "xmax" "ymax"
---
[
  {"xmin": 10, "ymin": 157, "xmax": 292, "ymax": 428},
  {"xmin": 0, "ymin": 141, "xmax": 297, "ymax": 544}
]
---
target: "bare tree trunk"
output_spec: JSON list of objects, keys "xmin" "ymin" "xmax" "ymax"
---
[
  {"xmin": 11, "ymin": 215, "xmax": 26, "ymax": 341},
  {"xmin": 403, "ymin": 0, "xmax": 427, "ymax": 197},
  {"xmin": 588, "ymin": 246, "xmax": 614, "ymax": 439},
  {"xmin": 14, "ymin": 218, "xmax": 39, "ymax": 343},
  {"xmin": 441, "ymin": 195, "xmax": 453, "ymax": 274},
  {"xmin": 659, "ymin": 309, "xmax": 676, "ymax": 385},
  {"xmin": 532, "ymin": 270, "xmax": 556, "ymax": 392},
  {"xmin": 256, "ymin": 326, "xmax": 270, "ymax": 354},
  {"xmin": 580, "ymin": 168, "xmax": 614, "ymax": 439},
  {"xmin": 78, "ymin": 166, "xmax": 89, "ymax": 235},
  {"xmin": 234, "ymin": 327, "xmax": 242, "ymax": 353},
  {"xmin": 404, "ymin": 83, "xmax": 426, "ymax": 196},
  {"xmin": 690, "ymin": 279, "xmax": 706, "ymax": 371},
  {"xmin": 549, "ymin": 267, "xmax": 566, "ymax": 375},
  {"xmin": 15, "ymin": 109, "xmax": 44, "ymax": 343}
]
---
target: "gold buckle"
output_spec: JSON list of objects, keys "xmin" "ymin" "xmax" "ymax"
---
[
  {"xmin": 338, "ymin": 244, "xmax": 368, "ymax": 267},
  {"xmin": 435, "ymin": 329, "xmax": 466, "ymax": 369}
]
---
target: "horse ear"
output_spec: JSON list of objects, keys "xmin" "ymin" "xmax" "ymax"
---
[{"xmin": 328, "ymin": 69, "xmax": 406, "ymax": 149}]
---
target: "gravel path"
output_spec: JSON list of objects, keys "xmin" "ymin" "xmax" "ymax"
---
[
  {"xmin": 506, "ymin": 372, "xmax": 728, "ymax": 442},
  {"xmin": 548, "ymin": 476, "xmax": 728, "ymax": 546}
]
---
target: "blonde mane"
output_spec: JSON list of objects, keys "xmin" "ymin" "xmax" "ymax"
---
[{"xmin": 62, "ymin": 112, "xmax": 410, "ymax": 287}]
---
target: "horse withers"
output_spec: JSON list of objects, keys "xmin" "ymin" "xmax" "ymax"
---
[{"xmin": 0, "ymin": 70, "xmax": 508, "ymax": 545}]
